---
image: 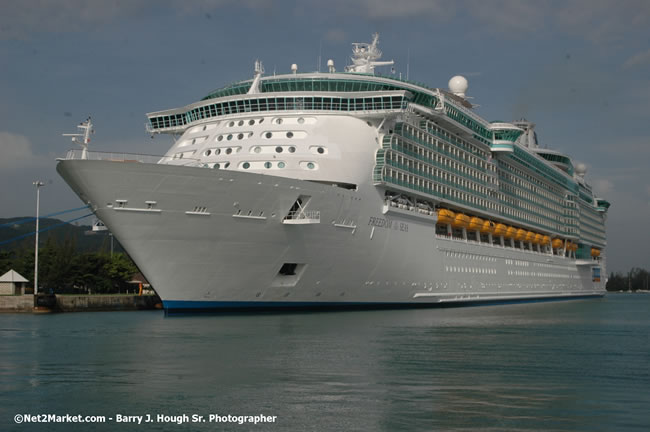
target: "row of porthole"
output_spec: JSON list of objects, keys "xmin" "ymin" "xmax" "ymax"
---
[
  {"xmin": 204, "ymin": 148, "xmax": 239, "ymax": 156},
  {"xmin": 254, "ymin": 146, "xmax": 296, "ymax": 154},
  {"xmin": 241, "ymin": 161, "xmax": 316, "ymax": 170},
  {"xmin": 264, "ymin": 131, "xmax": 294, "ymax": 139},
  {"xmin": 225, "ymin": 117, "xmax": 307, "ymax": 128},
  {"xmin": 217, "ymin": 132, "xmax": 253, "ymax": 142}
]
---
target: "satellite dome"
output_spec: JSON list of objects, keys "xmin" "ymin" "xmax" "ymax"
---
[
  {"xmin": 449, "ymin": 75, "xmax": 468, "ymax": 98},
  {"xmin": 575, "ymin": 163, "xmax": 587, "ymax": 176}
]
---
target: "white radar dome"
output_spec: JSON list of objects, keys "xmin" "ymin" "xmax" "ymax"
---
[
  {"xmin": 575, "ymin": 163, "xmax": 587, "ymax": 176},
  {"xmin": 449, "ymin": 75, "xmax": 469, "ymax": 98}
]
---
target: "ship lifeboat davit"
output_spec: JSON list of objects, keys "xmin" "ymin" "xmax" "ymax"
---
[
  {"xmin": 436, "ymin": 209, "xmax": 455, "ymax": 225},
  {"xmin": 591, "ymin": 248, "xmax": 601, "ymax": 257},
  {"xmin": 525, "ymin": 231, "xmax": 536, "ymax": 243},
  {"xmin": 505, "ymin": 226, "xmax": 517, "ymax": 239},
  {"xmin": 541, "ymin": 235, "xmax": 551, "ymax": 245},
  {"xmin": 534, "ymin": 234, "xmax": 544, "ymax": 244},
  {"xmin": 552, "ymin": 238, "xmax": 564, "ymax": 249},
  {"xmin": 468, "ymin": 217, "xmax": 484, "ymax": 231},
  {"xmin": 452, "ymin": 213, "xmax": 470, "ymax": 229},
  {"xmin": 569, "ymin": 242, "xmax": 579, "ymax": 252},
  {"xmin": 515, "ymin": 229, "xmax": 527, "ymax": 241},
  {"xmin": 480, "ymin": 220, "xmax": 496, "ymax": 234}
]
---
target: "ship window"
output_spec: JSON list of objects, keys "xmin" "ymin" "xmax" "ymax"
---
[
  {"xmin": 276, "ymin": 146, "xmax": 283, "ymax": 153},
  {"xmin": 286, "ymin": 131, "xmax": 294, "ymax": 138},
  {"xmin": 276, "ymin": 118, "xmax": 283, "ymax": 125},
  {"xmin": 216, "ymin": 148, "xmax": 221, "ymax": 155},
  {"xmin": 224, "ymin": 162, "xmax": 230, "ymax": 168},
  {"xmin": 298, "ymin": 117, "xmax": 305, "ymax": 124},
  {"xmin": 265, "ymin": 132, "xmax": 273, "ymax": 139},
  {"xmin": 227, "ymin": 134, "xmax": 233, "ymax": 140},
  {"xmin": 288, "ymin": 146, "xmax": 295, "ymax": 153},
  {"xmin": 254, "ymin": 146, "xmax": 261, "ymax": 153},
  {"xmin": 317, "ymin": 147, "xmax": 324, "ymax": 154},
  {"xmin": 249, "ymin": 119, "xmax": 255, "ymax": 125},
  {"xmin": 242, "ymin": 162, "xmax": 250, "ymax": 169},
  {"xmin": 217, "ymin": 135, "xmax": 223, "ymax": 142},
  {"xmin": 204, "ymin": 149, "xmax": 211, "ymax": 156},
  {"xmin": 237, "ymin": 133, "xmax": 244, "ymax": 140},
  {"xmin": 264, "ymin": 162, "xmax": 272, "ymax": 169},
  {"xmin": 226, "ymin": 148, "xmax": 232, "ymax": 154},
  {"xmin": 238, "ymin": 120, "xmax": 244, "ymax": 126},
  {"xmin": 259, "ymin": 118, "xmax": 264, "ymax": 124},
  {"xmin": 278, "ymin": 162, "xmax": 286, "ymax": 168},
  {"xmin": 228, "ymin": 121, "xmax": 234, "ymax": 127},
  {"xmin": 307, "ymin": 162, "xmax": 315, "ymax": 169},
  {"xmin": 215, "ymin": 163, "xmax": 220, "ymax": 169}
]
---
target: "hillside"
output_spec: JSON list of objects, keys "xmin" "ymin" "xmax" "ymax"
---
[{"xmin": 0, "ymin": 217, "xmax": 124, "ymax": 253}]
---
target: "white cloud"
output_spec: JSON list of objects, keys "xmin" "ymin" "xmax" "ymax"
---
[
  {"xmin": 623, "ymin": 49, "xmax": 650, "ymax": 70},
  {"xmin": 0, "ymin": 132, "xmax": 49, "ymax": 171}
]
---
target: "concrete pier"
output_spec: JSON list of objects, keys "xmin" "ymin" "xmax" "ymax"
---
[{"xmin": 0, "ymin": 294, "xmax": 162, "ymax": 313}]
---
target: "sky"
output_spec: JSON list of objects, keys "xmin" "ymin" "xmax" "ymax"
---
[{"xmin": 0, "ymin": 0, "xmax": 648, "ymax": 273}]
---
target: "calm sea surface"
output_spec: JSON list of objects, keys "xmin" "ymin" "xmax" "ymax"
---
[{"xmin": 1, "ymin": 294, "xmax": 649, "ymax": 432}]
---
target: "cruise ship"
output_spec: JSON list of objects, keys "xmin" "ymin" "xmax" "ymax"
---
[{"xmin": 57, "ymin": 34, "xmax": 610, "ymax": 312}]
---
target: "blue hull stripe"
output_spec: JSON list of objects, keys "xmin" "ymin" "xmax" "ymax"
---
[{"xmin": 163, "ymin": 295, "xmax": 604, "ymax": 314}]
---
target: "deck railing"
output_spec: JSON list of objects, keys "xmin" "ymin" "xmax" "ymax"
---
[{"xmin": 60, "ymin": 149, "xmax": 202, "ymax": 166}]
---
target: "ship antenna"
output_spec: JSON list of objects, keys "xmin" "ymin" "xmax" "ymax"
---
[
  {"xmin": 63, "ymin": 117, "xmax": 93, "ymax": 160},
  {"xmin": 247, "ymin": 60, "xmax": 264, "ymax": 94}
]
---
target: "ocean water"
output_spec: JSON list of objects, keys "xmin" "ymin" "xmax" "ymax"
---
[{"xmin": 1, "ymin": 294, "xmax": 649, "ymax": 432}]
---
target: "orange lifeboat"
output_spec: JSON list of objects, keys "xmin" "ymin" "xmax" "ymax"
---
[
  {"xmin": 552, "ymin": 238, "xmax": 564, "ymax": 249},
  {"xmin": 436, "ymin": 209, "xmax": 455, "ymax": 225},
  {"xmin": 515, "ymin": 229, "xmax": 527, "ymax": 241},
  {"xmin": 534, "ymin": 234, "xmax": 544, "ymax": 244},
  {"xmin": 452, "ymin": 213, "xmax": 470, "ymax": 229},
  {"xmin": 494, "ymin": 223, "xmax": 508, "ymax": 236},
  {"xmin": 480, "ymin": 220, "xmax": 496, "ymax": 234},
  {"xmin": 570, "ymin": 243, "xmax": 579, "ymax": 252},
  {"xmin": 591, "ymin": 248, "xmax": 601, "ymax": 257},
  {"xmin": 468, "ymin": 217, "xmax": 484, "ymax": 231},
  {"xmin": 505, "ymin": 226, "xmax": 517, "ymax": 239},
  {"xmin": 525, "ymin": 231, "xmax": 536, "ymax": 243},
  {"xmin": 541, "ymin": 235, "xmax": 551, "ymax": 245}
]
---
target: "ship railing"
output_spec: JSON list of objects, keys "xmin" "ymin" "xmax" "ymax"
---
[
  {"xmin": 283, "ymin": 210, "xmax": 321, "ymax": 224},
  {"xmin": 60, "ymin": 149, "xmax": 202, "ymax": 166}
]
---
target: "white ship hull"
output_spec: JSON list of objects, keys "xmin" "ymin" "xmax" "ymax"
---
[{"xmin": 57, "ymin": 159, "xmax": 604, "ymax": 313}]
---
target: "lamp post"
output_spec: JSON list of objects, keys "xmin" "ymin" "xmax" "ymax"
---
[{"xmin": 33, "ymin": 181, "xmax": 45, "ymax": 296}]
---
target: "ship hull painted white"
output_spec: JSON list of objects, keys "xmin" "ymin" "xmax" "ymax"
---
[{"xmin": 57, "ymin": 160, "xmax": 605, "ymax": 312}]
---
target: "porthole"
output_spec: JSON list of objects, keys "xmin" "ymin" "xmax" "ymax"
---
[
  {"xmin": 298, "ymin": 117, "xmax": 305, "ymax": 124},
  {"xmin": 264, "ymin": 162, "xmax": 272, "ymax": 169},
  {"xmin": 265, "ymin": 132, "xmax": 272, "ymax": 139},
  {"xmin": 228, "ymin": 121, "xmax": 234, "ymax": 127},
  {"xmin": 224, "ymin": 162, "xmax": 230, "ymax": 168},
  {"xmin": 286, "ymin": 131, "xmax": 294, "ymax": 138},
  {"xmin": 275, "ymin": 146, "xmax": 283, "ymax": 153},
  {"xmin": 217, "ymin": 135, "xmax": 223, "ymax": 142},
  {"xmin": 288, "ymin": 146, "xmax": 296, "ymax": 153},
  {"xmin": 248, "ymin": 132, "xmax": 253, "ymax": 137},
  {"xmin": 204, "ymin": 149, "xmax": 212, "ymax": 156},
  {"xmin": 307, "ymin": 162, "xmax": 315, "ymax": 169},
  {"xmin": 317, "ymin": 147, "xmax": 324, "ymax": 154},
  {"xmin": 238, "ymin": 120, "xmax": 244, "ymax": 126},
  {"xmin": 254, "ymin": 146, "xmax": 261, "ymax": 154},
  {"xmin": 276, "ymin": 118, "xmax": 283, "ymax": 125},
  {"xmin": 215, "ymin": 163, "xmax": 220, "ymax": 169},
  {"xmin": 249, "ymin": 119, "xmax": 255, "ymax": 125},
  {"xmin": 179, "ymin": 153, "xmax": 183, "ymax": 159},
  {"xmin": 237, "ymin": 133, "xmax": 243, "ymax": 140},
  {"xmin": 216, "ymin": 148, "xmax": 221, "ymax": 155},
  {"xmin": 202, "ymin": 125, "xmax": 207, "ymax": 131},
  {"xmin": 227, "ymin": 134, "xmax": 233, "ymax": 140},
  {"xmin": 191, "ymin": 139, "xmax": 196, "ymax": 145},
  {"xmin": 226, "ymin": 148, "xmax": 232, "ymax": 155},
  {"xmin": 259, "ymin": 118, "xmax": 264, "ymax": 124},
  {"xmin": 242, "ymin": 162, "xmax": 250, "ymax": 169},
  {"xmin": 278, "ymin": 162, "xmax": 286, "ymax": 168}
]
